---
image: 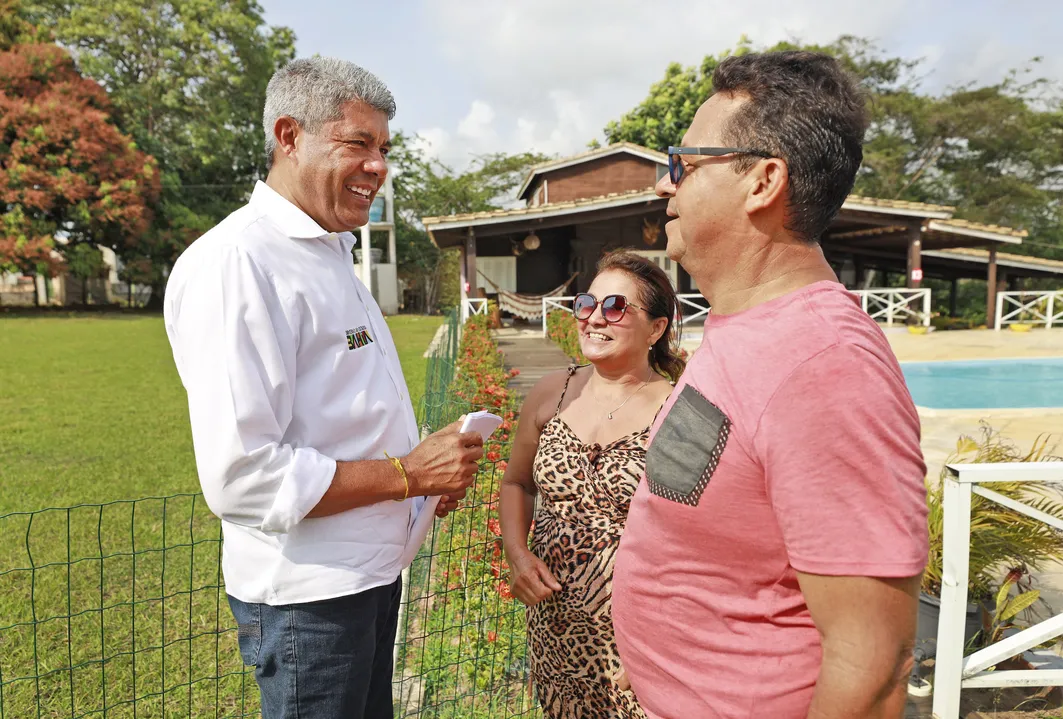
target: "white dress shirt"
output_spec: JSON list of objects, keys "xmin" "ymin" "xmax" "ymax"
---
[{"xmin": 164, "ymin": 181, "xmax": 427, "ymax": 605}]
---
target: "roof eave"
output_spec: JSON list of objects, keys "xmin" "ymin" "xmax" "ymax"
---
[
  {"xmin": 925, "ymin": 220, "xmax": 1025, "ymax": 245},
  {"xmin": 423, "ymin": 191, "xmax": 664, "ymax": 232},
  {"xmin": 841, "ymin": 198, "xmax": 953, "ymax": 220}
]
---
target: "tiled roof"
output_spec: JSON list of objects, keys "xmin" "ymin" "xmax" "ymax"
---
[
  {"xmin": 842, "ymin": 195, "xmax": 956, "ymax": 214},
  {"xmin": 422, "ymin": 188, "xmax": 661, "ymax": 226},
  {"xmin": 930, "ymin": 218, "xmax": 1028, "ymax": 239},
  {"xmin": 525, "ymin": 142, "xmax": 667, "ymax": 173},
  {"xmin": 425, "ymin": 189, "xmax": 956, "ymax": 226},
  {"xmin": 934, "ymin": 247, "xmax": 1063, "ymax": 270},
  {"xmin": 424, "ymin": 188, "xmax": 1028, "ymax": 251}
]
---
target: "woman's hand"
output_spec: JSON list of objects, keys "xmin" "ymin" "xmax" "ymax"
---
[{"xmin": 508, "ymin": 548, "xmax": 562, "ymax": 606}]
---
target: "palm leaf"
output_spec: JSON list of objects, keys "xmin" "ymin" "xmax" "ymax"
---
[
  {"xmin": 994, "ymin": 579, "xmax": 1015, "ymax": 621},
  {"xmin": 924, "ymin": 422, "xmax": 1063, "ymax": 600},
  {"xmin": 1000, "ymin": 589, "xmax": 1040, "ymax": 623}
]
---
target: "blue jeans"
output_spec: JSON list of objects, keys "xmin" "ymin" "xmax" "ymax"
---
[{"xmin": 228, "ymin": 577, "xmax": 402, "ymax": 719}]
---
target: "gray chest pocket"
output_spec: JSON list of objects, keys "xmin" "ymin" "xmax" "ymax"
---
[{"xmin": 646, "ymin": 384, "xmax": 731, "ymax": 506}]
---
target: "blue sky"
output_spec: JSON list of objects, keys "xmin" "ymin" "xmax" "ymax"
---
[{"xmin": 257, "ymin": 0, "xmax": 1063, "ymax": 171}]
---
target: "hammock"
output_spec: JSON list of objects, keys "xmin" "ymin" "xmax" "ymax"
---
[{"xmin": 477, "ymin": 270, "xmax": 579, "ymax": 321}]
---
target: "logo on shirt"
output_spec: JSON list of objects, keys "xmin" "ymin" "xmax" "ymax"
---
[{"xmin": 346, "ymin": 326, "xmax": 374, "ymax": 351}]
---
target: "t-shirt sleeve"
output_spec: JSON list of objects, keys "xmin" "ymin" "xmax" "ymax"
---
[{"xmin": 754, "ymin": 342, "xmax": 929, "ymax": 577}]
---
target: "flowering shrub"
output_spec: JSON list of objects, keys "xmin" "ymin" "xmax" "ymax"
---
[
  {"xmin": 545, "ymin": 309, "xmax": 586, "ymax": 363},
  {"xmin": 399, "ymin": 314, "xmax": 539, "ymax": 717}
]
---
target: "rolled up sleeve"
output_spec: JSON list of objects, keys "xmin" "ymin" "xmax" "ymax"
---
[{"xmin": 165, "ymin": 244, "xmax": 335, "ymax": 534}]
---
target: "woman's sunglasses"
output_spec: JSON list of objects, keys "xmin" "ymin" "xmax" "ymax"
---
[{"xmin": 572, "ymin": 293, "xmax": 648, "ymax": 324}]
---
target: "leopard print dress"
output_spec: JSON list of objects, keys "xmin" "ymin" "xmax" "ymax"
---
[{"xmin": 526, "ymin": 366, "xmax": 651, "ymax": 719}]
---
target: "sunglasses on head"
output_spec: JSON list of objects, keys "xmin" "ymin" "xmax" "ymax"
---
[
  {"xmin": 666, "ymin": 145, "xmax": 775, "ymax": 185},
  {"xmin": 572, "ymin": 293, "xmax": 648, "ymax": 324}
]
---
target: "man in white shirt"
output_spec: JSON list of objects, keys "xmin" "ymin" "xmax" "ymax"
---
[{"xmin": 163, "ymin": 57, "xmax": 483, "ymax": 719}]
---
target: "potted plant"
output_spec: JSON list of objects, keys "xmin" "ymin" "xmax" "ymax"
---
[
  {"xmin": 906, "ymin": 312, "xmax": 930, "ymax": 334},
  {"xmin": 1009, "ymin": 293, "xmax": 1043, "ymax": 332},
  {"xmin": 916, "ymin": 424, "xmax": 1063, "ymax": 665},
  {"xmin": 487, "ymin": 299, "xmax": 502, "ymax": 330}
]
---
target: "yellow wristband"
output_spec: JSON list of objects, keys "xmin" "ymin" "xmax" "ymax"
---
[{"xmin": 384, "ymin": 452, "xmax": 409, "ymax": 502}]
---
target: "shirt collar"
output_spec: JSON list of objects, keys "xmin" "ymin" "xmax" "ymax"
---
[{"xmin": 249, "ymin": 181, "xmax": 357, "ymax": 248}]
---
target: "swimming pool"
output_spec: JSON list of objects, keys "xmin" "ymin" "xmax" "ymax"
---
[{"xmin": 901, "ymin": 357, "xmax": 1063, "ymax": 410}]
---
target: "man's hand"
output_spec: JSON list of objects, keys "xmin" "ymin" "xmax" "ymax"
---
[
  {"xmin": 434, "ymin": 488, "xmax": 467, "ymax": 518},
  {"xmin": 507, "ymin": 548, "xmax": 562, "ymax": 606},
  {"xmin": 403, "ymin": 418, "xmax": 484, "ymax": 498}
]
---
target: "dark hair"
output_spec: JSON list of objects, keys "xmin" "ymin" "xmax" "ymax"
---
[
  {"xmin": 596, "ymin": 250, "xmax": 686, "ymax": 383},
  {"xmin": 711, "ymin": 51, "xmax": 869, "ymax": 243}
]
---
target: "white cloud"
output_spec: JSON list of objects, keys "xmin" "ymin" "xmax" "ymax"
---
[
  {"xmin": 457, "ymin": 100, "xmax": 497, "ymax": 140},
  {"xmin": 420, "ymin": 0, "xmax": 917, "ymax": 164},
  {"xmin": 409, "ymin": 0, "xmax": 1063, "ymax": 171},
  {"xmin": 410, "ymin": 127, "xmax": 450, "ymax": 161}
]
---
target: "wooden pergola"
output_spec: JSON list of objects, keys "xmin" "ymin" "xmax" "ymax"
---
[{"xmin": 425, "ymin": 191, "xmax": 1043, "ymax": 328}]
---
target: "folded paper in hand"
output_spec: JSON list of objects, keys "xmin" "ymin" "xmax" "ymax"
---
[{"xmin": 401, "ymin": 411, "xmax": 504, "ymax": 567}]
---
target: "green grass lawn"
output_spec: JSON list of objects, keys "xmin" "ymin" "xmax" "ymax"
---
[
  {"xmin": 0, "ymin": 313, "xmax": 442, "ymax": 515},
  {"xmin": 0, "ymin": 311, "xmax": 442, "ymax": 718}
]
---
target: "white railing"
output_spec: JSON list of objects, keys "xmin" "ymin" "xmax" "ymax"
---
[
  {"xmin": 541, "ymin": 296, "xmax": 576, "ymax": 337},
  {"xmin": 933, "ymin": 461, "xmax": 1063, "ymax": 718},
  {"xmin": 853, "ymin": 288, "xmax": 932, "ymax": 327},
  {"xmin": 461, "ymin": 297, "xmax": 488, "ymax": 322},
  {"xmin": 539, "ymin": 294, "xmax": 711, "ymax": 337},
  {"xmin": 995, "ymin": 290, "xmax": 1062, "ymax": 331},
  {"xmin": 537, "ymin": 289, "xmax": 930, "ymax": 333},
  {"xmin": 677, "ymin": 293, "xmax": 711, "ymax": 323}
]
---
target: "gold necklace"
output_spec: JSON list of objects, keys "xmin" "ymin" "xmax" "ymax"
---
[{"xmin": 591, "ymin": 368, "xmax": 652, "ymax": 420}]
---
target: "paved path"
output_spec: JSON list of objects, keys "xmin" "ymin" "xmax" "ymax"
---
[{"xmin": 495, "ymin": 328, "xmax": 572, "ymax": 396}]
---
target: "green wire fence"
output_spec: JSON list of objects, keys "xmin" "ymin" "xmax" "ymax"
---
[
  {"xmin": 0, "ymin": 494, "xmax": 255, "ymax": 718},
  {"xmin": 0, "ymin": 309, "xmax": 541, "ymax": 718}
]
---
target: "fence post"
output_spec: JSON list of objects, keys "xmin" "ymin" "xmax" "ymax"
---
[
  {"xmin": 541, "ymin": 298, "xmax": 548, "ymax": 338},
  {"xmin": 923, "ymin": 290, "xmax": 931, "ymax": 327},
  {"xmin": 1048, "ymin": 293, "xmax": 1056, "ymax": 330},
  {"xmin": 932, "ymin": 472, "xmax": 974, "ymax": 719},
  {"xmin": 995, "ymin": 292, "xmax": 1005, "ymax": 332}
]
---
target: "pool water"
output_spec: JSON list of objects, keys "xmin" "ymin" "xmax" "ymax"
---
[{"xmin": 901, "ymin": 357, "xmax": 1063, "ymax": 410}]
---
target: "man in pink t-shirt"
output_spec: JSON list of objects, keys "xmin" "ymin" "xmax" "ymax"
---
[{"xmin": 612, "ymin": 52, "xmax": 929, "ymax": 719}]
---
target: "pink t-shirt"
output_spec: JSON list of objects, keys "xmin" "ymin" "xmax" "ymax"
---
[{"xmin": 612, "ymin": 281, "xmax": 928, "ymax": 719}]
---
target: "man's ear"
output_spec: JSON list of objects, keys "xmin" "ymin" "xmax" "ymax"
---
[
  {"xmin": 273, "ymin": 116, "xmax": 301, "ymax": 165},
  {"xmin": 745, "ymin": 157, "xmax": 789, "ymax": 215}
]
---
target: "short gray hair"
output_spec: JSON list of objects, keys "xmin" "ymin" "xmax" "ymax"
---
[{"xmin": 263, "ymin": 57, "xmax": 397, "ymax": 170}]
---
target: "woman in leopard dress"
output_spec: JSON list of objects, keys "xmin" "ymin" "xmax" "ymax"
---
[{"xmin": 499, "ymin": 251, "xmax": 687, "ymax": 719}]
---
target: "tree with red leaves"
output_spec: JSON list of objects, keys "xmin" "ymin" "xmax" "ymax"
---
[{"xmin": 0, "ymin": 6, "xmax": 159, "ymax": 300}]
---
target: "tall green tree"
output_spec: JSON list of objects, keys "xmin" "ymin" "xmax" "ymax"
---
[
  {"xmin": 391, "ymin": 134, "xmax": 550, "ymax": 312},
  {"xmin": 0, "ymin": 4, "xmax": 159, "ymax": 302},
  {"xmin": 603, "ymin": 36, "xmax": 1063, "ymax": 260},
  {"xmin": 28, "ymin": 0, "xmax": 297, "ymax": 304}
]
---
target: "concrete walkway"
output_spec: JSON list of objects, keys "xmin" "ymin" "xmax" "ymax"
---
[{"xmin": 495, "ymin": 327, "xmax": 572, "ymax": 395}]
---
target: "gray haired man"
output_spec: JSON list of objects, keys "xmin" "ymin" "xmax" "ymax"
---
[{"xmin": 163, "ymin": 57, "xmax": 484, "ymax": 718}]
